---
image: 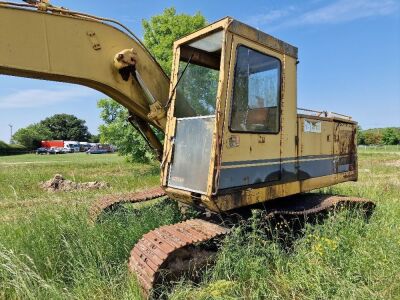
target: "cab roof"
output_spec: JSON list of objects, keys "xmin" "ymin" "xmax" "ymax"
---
[{"xmin": 175, "ymin": 17, "xmax": 298, "ymax": 59}]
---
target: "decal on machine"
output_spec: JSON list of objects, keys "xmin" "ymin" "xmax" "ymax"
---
[{"xmin": 304, "ymin": 119, "xmax": 321, "ymax": 133}]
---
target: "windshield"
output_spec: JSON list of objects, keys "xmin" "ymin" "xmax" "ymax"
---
[
  {"xmin": 174, "ymin": 30, "xmax": 223, "ymax": 118},
  {"xmin": 175, "ymin": 62, "xmax": 219, "ymax": 117}
]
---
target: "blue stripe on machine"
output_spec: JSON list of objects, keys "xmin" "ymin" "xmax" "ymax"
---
[
  {"xmin": 221, "ymin": 154, "xmax": 334, "ymax": 167},
  {"xmin": 218, "ymin": 154, "xmax": 353, "ymax": 190}
]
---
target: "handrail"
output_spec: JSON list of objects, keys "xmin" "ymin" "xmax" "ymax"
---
[{"xmin": 297, "ymin": 108, "xmax": 352, "ymax": 120}]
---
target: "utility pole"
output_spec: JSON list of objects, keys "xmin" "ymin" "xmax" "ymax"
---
[{"xmin": 8, "ymin": 124, "xmax": 13, "ymax": 144}]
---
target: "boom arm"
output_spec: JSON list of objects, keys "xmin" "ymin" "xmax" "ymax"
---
[{"xmin": 0, "ymin": 2, "xmax": 173, "ymax": 154}]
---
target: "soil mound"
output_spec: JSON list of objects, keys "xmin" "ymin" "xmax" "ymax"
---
[{"xmin": 40, "ymin": 174, "xmax": 109, "ymax": 192}]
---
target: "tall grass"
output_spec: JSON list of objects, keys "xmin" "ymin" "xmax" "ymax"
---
[
  {"xmin": 0, "ymin": 150, "xmax": 399, "ymax": 299},
  {"xmin": 170, "ymin": 205, "xmax": 400, "ymax": 299},
  {"xmin": 0, "ymin": 200, "xmax": 181, "ymax": 299}
]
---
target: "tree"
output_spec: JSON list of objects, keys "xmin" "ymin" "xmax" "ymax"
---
[
  {"xmin": 12, "ymin": 123, "xmax": 52, "ymax": 149},
  {"xmin": 142, "ymin": 7, "xmax": 206, "ymax": 75},
  {"xmin": 363, "ymin": 130, "xmax": 383, "ymax": 145},
  {"xmin": 97, "ymin": 99, "xmax": 158, "ymax": 163},
  {"xmin": 40, "ymin": 114, "xmax": 91, "ymax": 141},
  {"xmin": 89, "ymin": 134, "xmax": 100, "ymax": 143},
  {"xmin": 382, "ymin": 128, "xmax": 400, "ymax": 145},
  {"xmin": 12, "ymin": 114, "xmax": 92, "ymax": 149}
]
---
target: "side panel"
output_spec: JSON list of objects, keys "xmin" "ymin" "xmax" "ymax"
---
[
  {"xmin": 298, "ymin": 117, "xmax": 334, "ymax": 179},
  {"xmin": 205, "ymin": 116, "xmax": 358, "ymax": 212}
]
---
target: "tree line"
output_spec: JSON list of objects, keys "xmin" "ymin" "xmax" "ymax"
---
[
  {"xmin": 358, "ymin": 126, "xmax": 400, "ymax": 145},
  {"xmin": 11, "ymin": 114, "xmax": 99, "ymax": 150}
]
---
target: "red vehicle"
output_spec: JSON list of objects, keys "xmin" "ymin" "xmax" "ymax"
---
[{"xmin": 41, "ymin": 140, "xmax": 64, "ymax": 148}]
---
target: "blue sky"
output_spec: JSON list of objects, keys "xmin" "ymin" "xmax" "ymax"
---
[{"xmin": 0, "ymin": 0, "xmax": 399, "ymax": 142}]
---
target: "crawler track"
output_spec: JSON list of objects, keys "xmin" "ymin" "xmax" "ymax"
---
[
  {"xmin": 263, "ymin": 194, "xmax": 375, "ymax": 219},
  {"xmin": 128, "ymin": 219, "xmax": 229, "ymax": 298},
  {"xmin": 127, "ymin": 194, "xmax": 374, "ymax": 298},
  {"xmin": 89, "ymin": 186, "xmax": 166, "ymax": 222}
]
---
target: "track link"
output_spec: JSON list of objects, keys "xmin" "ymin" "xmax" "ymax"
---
[
  {"xmin": 128, "ymin": 219, "xmax": 230, "ymax": 298},
  {"xmin": 89, "ymin": 186, "xmax": 166, "ymax": 222},
  {"xmin": 263, "ymin": 194, "xmax": 375, "ymax": 219}
]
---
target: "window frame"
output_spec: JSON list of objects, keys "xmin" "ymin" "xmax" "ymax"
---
[{"xmin": 228, "ymin": 44, "xmax": 282, "ymax": 135}]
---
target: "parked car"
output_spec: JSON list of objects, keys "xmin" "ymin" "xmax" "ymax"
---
[
  {"xmin": 63, "ymin": 147, "xmax": 74, "ymax": 153},
  {"xmin": 48, "ymin": 147, "xmax": 66, "ymax": 154},
  {"xmin": 36, "ymin": 147, "xmax": 48, "ymax": 155},
  {"xmin": 86, "ymin": 147, "xmax": 108, "ymax": 154}
]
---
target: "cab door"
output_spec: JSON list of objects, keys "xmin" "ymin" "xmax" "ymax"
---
[
  {"xmin": 217, "ymin": 35, "xmax": 283, "ymax": 190},
  {"xmin": 333, "ymin": 121, "xmax": 357, "ymax": 173}
]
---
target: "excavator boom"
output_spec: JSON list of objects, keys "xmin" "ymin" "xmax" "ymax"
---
[{"xmin": 0, "ymin": 2, "xmax": 170, "ymax": 132}]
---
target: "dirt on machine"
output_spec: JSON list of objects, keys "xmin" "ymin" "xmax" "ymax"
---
[{"xmin": 0, "ymin": 1, "xmax": 375, "ymax": 298}]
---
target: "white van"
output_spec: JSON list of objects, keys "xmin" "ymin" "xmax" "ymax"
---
[{"xmin": 64, "ymin": 141, "xmax": 80, "ymax": 153}]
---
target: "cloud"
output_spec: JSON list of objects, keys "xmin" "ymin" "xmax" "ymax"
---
[
  {"xmin": 247, "ymin": 7, "xmax": 295, "ymax": 27},
  {"xmin": 248, "ymin": 0, "xmax": 399, "ymax": 29},
  {"xmin": 0, "ymin": 87, "xmax": 95, "ymax": 109},
  {"xmin": 292, "ymin": 0, "xmax": 399, "ymax": 26}
]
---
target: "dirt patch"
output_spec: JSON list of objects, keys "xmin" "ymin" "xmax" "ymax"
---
[{"xmin": 40, "ymin": 174, "xmax": 109, "ymax": 192}]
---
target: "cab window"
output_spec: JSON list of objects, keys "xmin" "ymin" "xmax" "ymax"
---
[{"xmin": 230, "ymin": 45, "xmax": 281, "ymax": 133}]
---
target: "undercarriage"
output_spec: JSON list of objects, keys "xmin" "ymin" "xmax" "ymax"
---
[{"xmin": 89, "ymin": 188, "xmax": 374, "ymax": 299}]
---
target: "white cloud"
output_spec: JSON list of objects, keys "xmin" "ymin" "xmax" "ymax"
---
[
  {"xmin": 248, "ymin": 0, "xmax": 399, "ymax": 30},
  {"xmin": 292, "ymin": 0, "xmax": 399, "ymax": 26},
  {"xmin": 247, "ymin": 7, "xmax": 295, "ymax": 27},
  {"xmin": 0, "ymin": 87, "xmax": 95, "ymax": 109}
]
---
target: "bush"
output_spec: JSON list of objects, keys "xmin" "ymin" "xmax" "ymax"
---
[{"xmin": 0, "ymin": 140, "xmax": 27, "ymax": 155}]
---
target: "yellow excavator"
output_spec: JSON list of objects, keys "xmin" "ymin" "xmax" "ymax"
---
[{"xmin": 0, "ymin": 1, "xmax": 374, "ymax": 298}]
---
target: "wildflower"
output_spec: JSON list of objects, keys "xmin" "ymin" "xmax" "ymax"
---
[
  {"xmin": 199, "ymin": 280, "xmax": 236, "ymax": 299},
  {"xmin": 311, "ymin": 235, "xmax": 339, "ymax": 256}
]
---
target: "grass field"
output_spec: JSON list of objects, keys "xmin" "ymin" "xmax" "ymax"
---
[{"xmin": 0, "ymin": 150, "xmax": 399, "ymax": 299}]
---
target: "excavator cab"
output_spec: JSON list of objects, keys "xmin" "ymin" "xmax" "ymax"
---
[{"xmin": 161, "ymin": 18, "xmax": 299, "ymax": 211}]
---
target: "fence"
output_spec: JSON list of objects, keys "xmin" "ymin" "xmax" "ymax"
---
[{"xmin": 358, "ymin": 145, "xmax": 400, "ymax": 152}]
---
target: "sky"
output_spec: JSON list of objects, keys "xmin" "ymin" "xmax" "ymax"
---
[{"xmin": 0, "ymin": 0, "xmax": 399, "ymax": 142}]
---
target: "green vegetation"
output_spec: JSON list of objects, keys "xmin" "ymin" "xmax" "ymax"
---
[
  {"xmin": 11, "ymin": 123, "xmax": 52, "ymax": 150},
  {"xmin": 358, "ymin": 127, "xmax": 400, "ymax": 146},
  {"xmin": 142, "ymin": 7, "xmax": 206, "ymax": 76},
  {"xmin": 0, "ymin": 149, "xmax": 399, "ymax": 299},
  {"xmin": 12, "ymin": 114, "xmax": 93, "ymax": 149},
  {"xmin": 39, "ymin": 114, "xmax": 91, "ymax": 142},
  {"xmin": 0, "ymin": 140, "xmax": 27, "ymax": 155},
  {"xmin": 97, "ymin": 99, "xmax": 161, "ymax": 163}
]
